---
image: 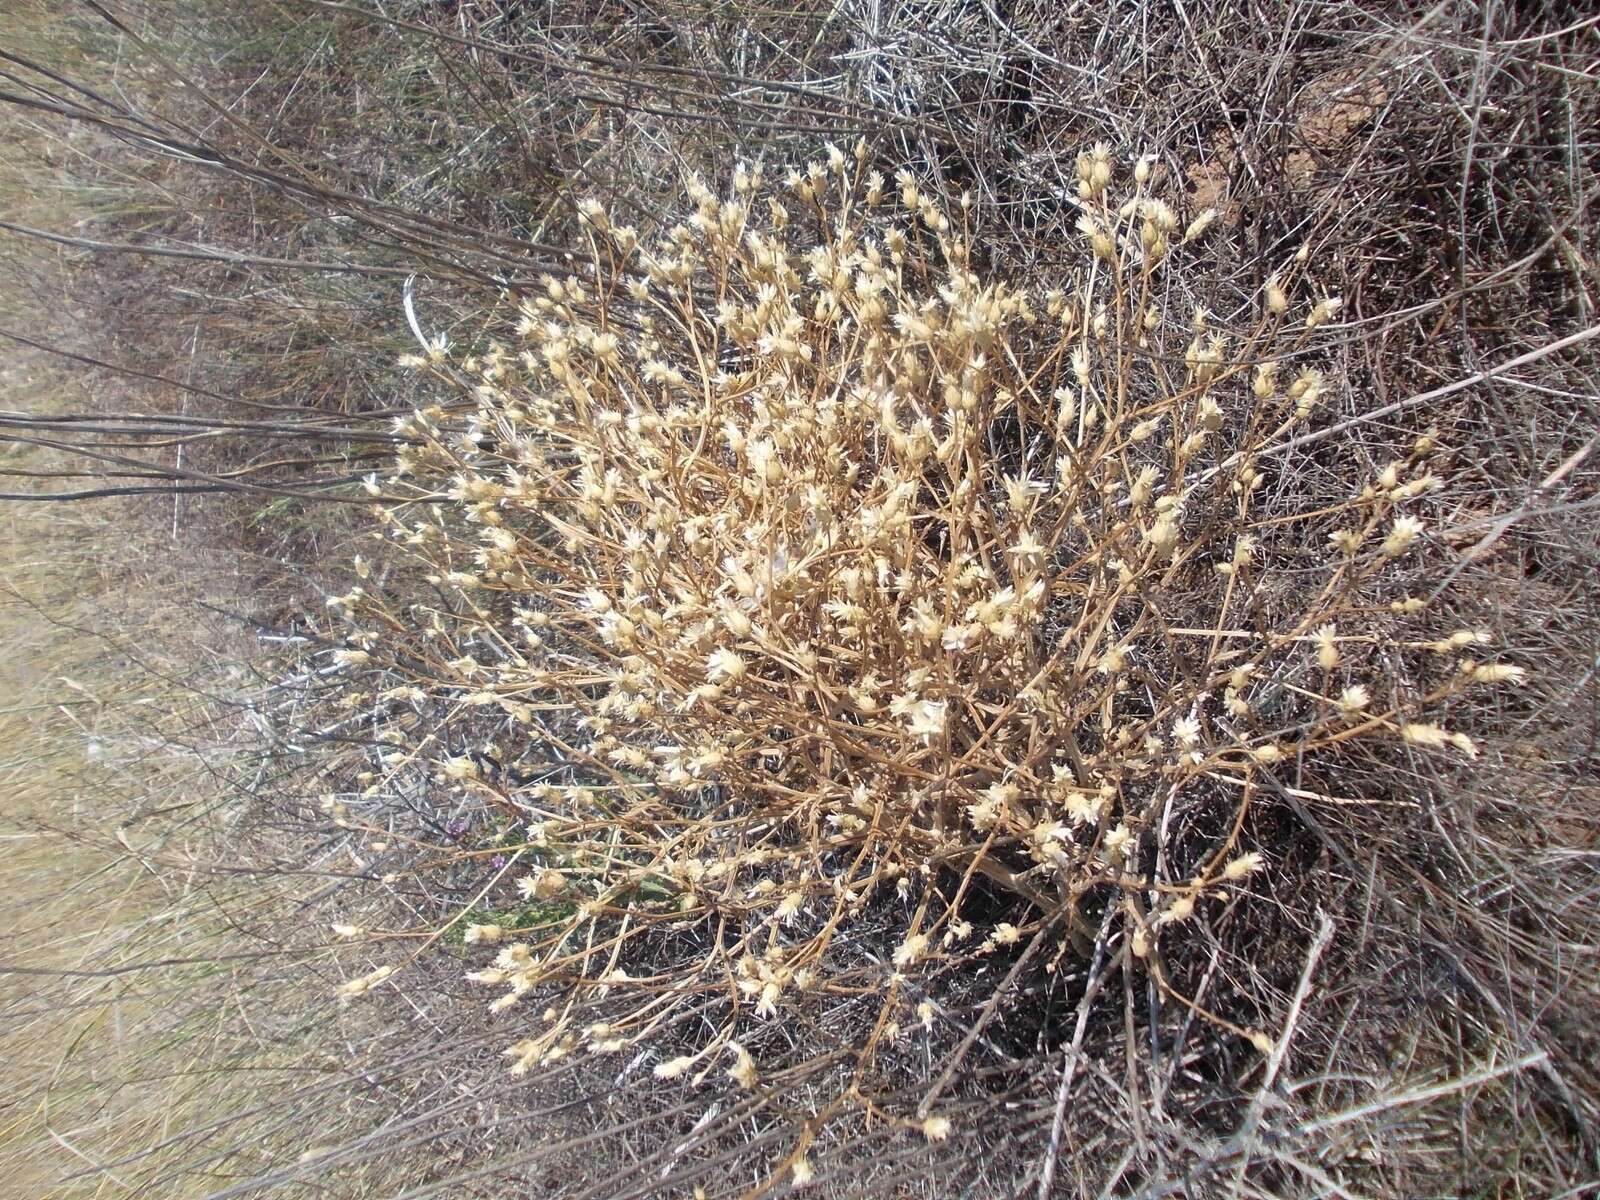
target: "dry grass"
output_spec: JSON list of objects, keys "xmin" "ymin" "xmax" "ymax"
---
[
  {"xmin": 1, "ymin": 0, "xmax": 1596, "ymax": 1197},
  {"xmin": 0, "ymin": 357, "xmax": 238, "ymax": 1195},
  {"xmin": 0, "ymin": 9, "xmax": 350, "ymax": 1194}
]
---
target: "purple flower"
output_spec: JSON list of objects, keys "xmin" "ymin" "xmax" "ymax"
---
[
  {"xmin": 447, "ymin": 819, "xmax": 468, "ymax": 840},
  {"xmin": 491, "ymin": 854, "xmax": 507, "ymax": 870}
]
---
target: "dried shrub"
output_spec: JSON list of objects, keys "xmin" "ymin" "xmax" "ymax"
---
[{"xmin": 325, "ymin": 146, "xmax": 1525, "ymax": 1119}]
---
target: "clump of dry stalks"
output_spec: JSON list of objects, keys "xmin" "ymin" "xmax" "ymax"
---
[{"xmin": 326, "ymin": 144, "xmax": 1524, "ymax": 1107}]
